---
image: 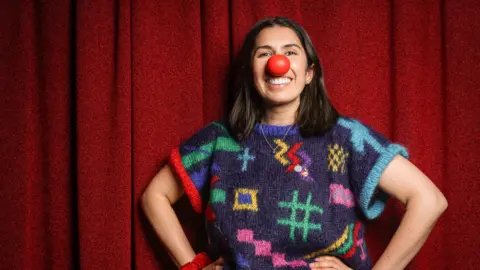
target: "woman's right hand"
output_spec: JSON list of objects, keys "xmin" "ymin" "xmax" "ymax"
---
[{"xmin": 202, "ymin": 257, "xmax": 224, "ymax": 270}]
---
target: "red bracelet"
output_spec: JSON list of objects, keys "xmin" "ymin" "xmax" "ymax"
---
[{"xmin": 180, "ymin": 252, "xmax": 212, "ymax": 270}]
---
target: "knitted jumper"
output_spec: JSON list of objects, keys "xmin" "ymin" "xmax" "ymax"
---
[{"xmin": 169, "ymin": 117, "xmax": 408, "ymax": 269}]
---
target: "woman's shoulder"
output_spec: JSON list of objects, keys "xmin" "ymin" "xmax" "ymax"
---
[
  {"xmin": 180, "ymin": 119, "xmax": 241, "ymax": 151},
  {"xmin": 335, "ymin": 115, "xmax": 368, "ymax": 130},
  {"xmin": 188, "ymin": 119, "xmax": 230, "ymax": 138},
  {"xmin": 322, "ymin": 115, "xmax": 391, "ymax": 151},
  {"xmin": 330, "ymin": 115, "xmax": 383, "ymax": 139},
  {"xmin": 322, "ymin": 115, "xmax": 359, "ymax": 140}
]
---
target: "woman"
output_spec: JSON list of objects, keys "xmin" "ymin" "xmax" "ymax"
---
[{"xmin": 142, "ymin": 17, "xmax": 447, "ymax": 270}]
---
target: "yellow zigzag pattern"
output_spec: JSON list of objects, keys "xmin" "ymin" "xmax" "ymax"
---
[
  {"xmin": 303, "ymin": 224, "xmax": 350, "ymax": 259},
  {"xmin": 273, "ymin": 139, "xmax": 290, "ymax": 166}
]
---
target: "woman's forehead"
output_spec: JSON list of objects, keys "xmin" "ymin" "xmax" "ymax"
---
[{"xmin": 254, "ymin": 26, "xmax": 302, "ymax": 48}]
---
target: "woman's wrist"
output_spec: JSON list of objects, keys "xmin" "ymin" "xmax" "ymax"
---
[{"xmin": 180, "ymin": 252, "xmax": 212, "ymax": 270}]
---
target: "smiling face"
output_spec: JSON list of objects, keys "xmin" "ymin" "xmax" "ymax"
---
[{"xmin": 251, "ymin": 26, "xmax": 313, "ymax": 107}]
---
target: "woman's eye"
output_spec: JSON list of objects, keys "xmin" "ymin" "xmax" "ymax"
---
[
  {"xmin": 285, "ymin": 51, "xmax": 298, "ymax": 56},
  {"xmin": 258, "ymin": 52, "xmax": 272, "ymax": 57}
]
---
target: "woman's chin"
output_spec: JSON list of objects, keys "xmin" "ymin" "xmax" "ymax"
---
[
  {"xmin": 256, "ymin": 85, "xmax": 302, "ymax": 107},
  {"xmin": 263, "ymin": 96, "xmax": 300, "ymax": 107}
]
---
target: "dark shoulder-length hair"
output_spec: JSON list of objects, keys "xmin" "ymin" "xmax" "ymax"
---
[{"xmin": 226, "ymin": 16, "xmax": 339, "ymax": 140}]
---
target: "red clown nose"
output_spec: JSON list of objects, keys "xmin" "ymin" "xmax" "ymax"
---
[{"xmin": 266, "ymin": 55, "xmax": 290, "ymax": 76}]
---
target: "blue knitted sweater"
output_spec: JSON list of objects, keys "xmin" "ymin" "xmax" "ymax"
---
[{"xmin": 169, "ymin": 117, "xmax": 408, "ymax": 269}]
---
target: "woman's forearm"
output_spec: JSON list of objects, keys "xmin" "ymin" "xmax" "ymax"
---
[
  {"xmin": 142, "ymin": 192, "xmax": 195, "ymax": 267},
  {"xmin": 373, "ymin": 194, "xmax": 447, "ymax": 270}
]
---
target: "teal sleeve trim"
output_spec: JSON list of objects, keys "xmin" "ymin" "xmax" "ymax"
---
[{"xmin": 359, "ymin": 144, "xmax": 409, "ymax": 219}]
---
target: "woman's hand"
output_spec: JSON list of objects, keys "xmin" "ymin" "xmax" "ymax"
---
[
  {"xmin": 309, "ymin": 256, "xmax": 352, "ymax": 270},
  {"xmin": 202, "ymin": 257, "xmax": 224, "ymax": 270}
]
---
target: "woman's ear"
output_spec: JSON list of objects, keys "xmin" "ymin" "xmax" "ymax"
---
[{"xmin": 306, "ymin": 64, "xmax": 314, "ymax": 84}]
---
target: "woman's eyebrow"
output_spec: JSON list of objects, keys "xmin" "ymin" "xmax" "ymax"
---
[
  {"xmin": 253, "ymin": 43, "xmax": 302, "ymax": 54},
  {"xmin": 283, "ymin": 44, "xmax": 302, "ymax": 50}
]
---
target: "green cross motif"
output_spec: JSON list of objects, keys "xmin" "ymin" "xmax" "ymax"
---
[{"xmin": 277, "ymin": 190, "xmax": 323, "ymax": 242}]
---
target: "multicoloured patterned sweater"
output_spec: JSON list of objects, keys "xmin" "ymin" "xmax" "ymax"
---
[{"xmin": 169, "ymin": 117, "xmax": 408, "ymax": 269}]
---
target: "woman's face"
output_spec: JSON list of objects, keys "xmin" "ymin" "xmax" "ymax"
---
[{"xmin": 251, "ymin": 26, "xmax": 313, "ymax": 107}]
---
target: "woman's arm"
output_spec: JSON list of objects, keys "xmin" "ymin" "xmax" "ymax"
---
[
  {"xmin": 373, "ymin": 155, "xmax": 448, "ymax": 270},
  {"xmin": 142, "ymin": 164, "xmax": 196, "ymax": 267}
]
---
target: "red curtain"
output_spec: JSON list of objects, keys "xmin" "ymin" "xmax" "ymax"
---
[{"xmin": 1, "ymin": 0, "xmax": 479, "ymax": 269}]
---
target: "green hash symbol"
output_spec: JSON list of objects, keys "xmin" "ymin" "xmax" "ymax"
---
[{"xmin": 277, "ymin": 190, "xmax": 323, "ymax": 242}]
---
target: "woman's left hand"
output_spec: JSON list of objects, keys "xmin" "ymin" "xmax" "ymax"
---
[{"xmin": 309, "ymin": 256, "xmax": 352, "ymax": 270}]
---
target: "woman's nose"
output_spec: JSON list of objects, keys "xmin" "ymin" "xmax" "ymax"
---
[{"xmin": 266, "ymin": 54, "xmax": 290, "ymax": 76}]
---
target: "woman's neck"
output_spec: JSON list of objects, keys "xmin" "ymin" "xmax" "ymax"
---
[{"xmin": 262, "ymin": 101, "xmax": 298, "ymax": 126}]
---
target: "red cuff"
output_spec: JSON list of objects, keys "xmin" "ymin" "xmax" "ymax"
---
[
  {"xmin": 169, "ymin": 147, "xmax": 204, "ymax": 214},
  {"xmin": 180, "ymin": 252, "xmax": 212, "ymax": 270}
]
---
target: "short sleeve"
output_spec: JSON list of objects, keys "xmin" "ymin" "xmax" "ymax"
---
[
  {"xmin": 338, "ymin": 117, "xmax": 409, "ymax": 220},
  {"xmin": 169, "ymin": 121, "xmax": 240, "ymax": 214}
]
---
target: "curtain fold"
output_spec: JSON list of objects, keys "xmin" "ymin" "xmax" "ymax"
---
[
  {"xmin": 443, "ymin": 1, "xmax": 480, "ymax": 266},
  {"xmin": 390, "ymin": 2, "xmax": 445, "ymax": 269},
  {"xmin": 0, "ymin": 1, "xmax": 74, "ymax": 269},
  {"xmin": 1, "ymin": 0, "xmax": 479, "ymax": 269},
  {"xmin": 132, "ymin": 1, "xmax": 206, "ymax": 269},
  {"xmin": 75, "ymin": 0, "xmax": 132, "ymax": 268}
]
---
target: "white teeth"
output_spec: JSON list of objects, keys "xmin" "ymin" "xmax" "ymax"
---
[{"xmin": 266, "ymin": 77, "xmax": 292, "ymax": 85}]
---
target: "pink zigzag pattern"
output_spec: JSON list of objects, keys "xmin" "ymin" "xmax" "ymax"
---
[{"xmin": 237, "ymin": 229, "xmax": 307, "ymax": 268}]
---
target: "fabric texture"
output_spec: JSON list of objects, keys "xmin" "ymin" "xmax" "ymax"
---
[{"xmin": 169, "ymin": 117, "xmax": 408, "ymax": 269}]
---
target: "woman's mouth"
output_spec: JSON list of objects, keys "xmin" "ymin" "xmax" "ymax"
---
[{"xmin": 265, "ymin": 77, "xmax": 292, "ymax": 87}]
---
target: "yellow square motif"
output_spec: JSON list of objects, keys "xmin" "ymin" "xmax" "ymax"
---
[{"xmin": 233, "ymin": 188, "xmax": 258, "ymax": 212}]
